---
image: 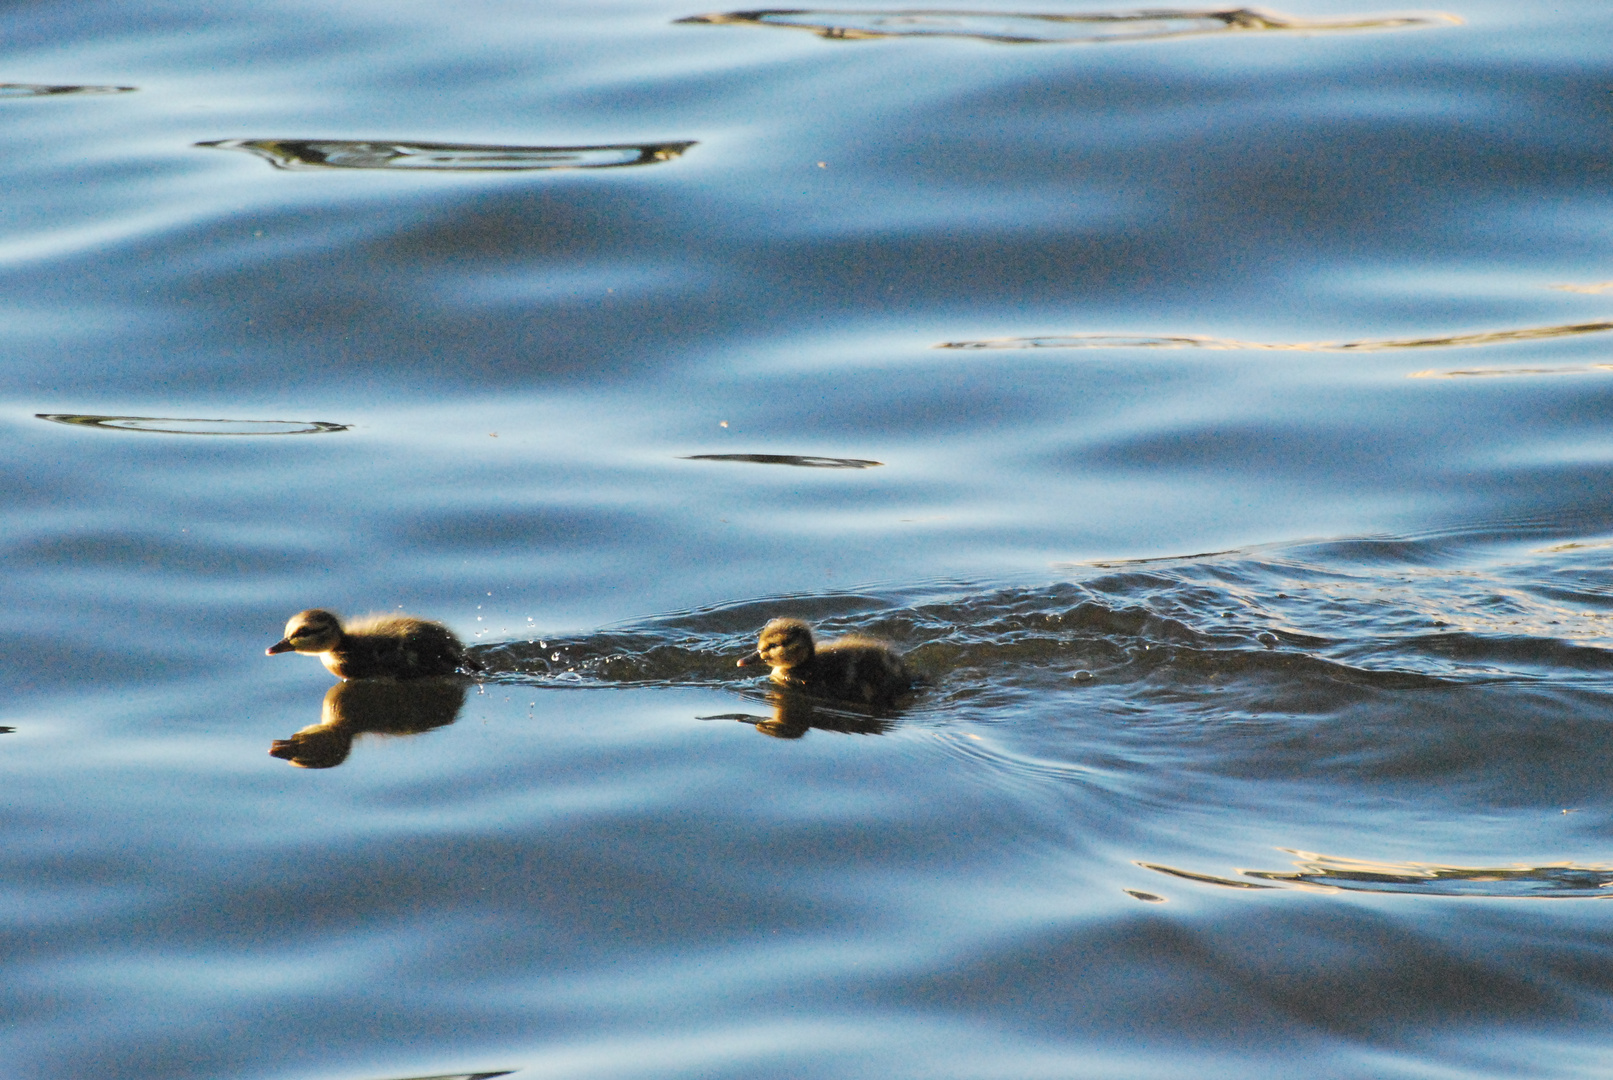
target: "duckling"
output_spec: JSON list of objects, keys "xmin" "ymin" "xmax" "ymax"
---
[
  {"xmin": 266, "ymin": 609, "xmax": 475, "ymax": 680},
  {"xmin": 737, "ymin": 617, "xmax": 911, "ymax": 706}
]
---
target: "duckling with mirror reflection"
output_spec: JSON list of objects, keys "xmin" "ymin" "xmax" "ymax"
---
[
  {"xmin": 701, "ymin": 690, "xmax": 895, "ymax": 740},
  {"xmin": 267, "ymin": 608, "xmax": 476, "ymax": 680},
  {"xmin": 270, "ymin": 677, "xmax": 467, "ymax": 768},
  {"xmin": 737, "ymin": 617, "xmax": 912, "ymax": 706}
]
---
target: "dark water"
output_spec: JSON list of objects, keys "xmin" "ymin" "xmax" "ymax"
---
[{"xmin": 6, "ymin": 2, "xmax": 1613, "ymax": 1077}]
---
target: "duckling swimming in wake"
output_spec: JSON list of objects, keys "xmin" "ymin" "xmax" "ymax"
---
[
  {"xmin": 738, "ymin": 617, "xmax": 911, "ymax": 706},
  {"xmin": 266, "ymin": 609, "xmax": 474, "ymax": 680}
]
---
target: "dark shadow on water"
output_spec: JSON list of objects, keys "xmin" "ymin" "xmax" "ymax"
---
[
  {"xmin": 675, "ymin": 7, "xmax": 1459, "ymax": 44},
  {"xmin": 699, "ymin": 689, "xmax": 896, "ymax": 739},
  {"xmin": 197, "ymin": 138, "xmax": 696, "ymax": 172},
  {"xmin": 0, "ymin": 83, "xmax": 135, "ymax": 96},
  {"xmin": 682, "ymin": 453, "xmax": 883, "ymax": 468},
  {"xmin": 37, "ymin": 414, "xmax": 348, "ymax": 435},
  {"xmin": 269, "ymin": 678, "xmax": 468, "ymax": 769},
  {"xmin": 1144, "ymin": 853, "xmax": 1613, "ymax": 898},
  {"xmin": 373, "ymin": 1072, "xmax": 516, "ymax": 1080}
]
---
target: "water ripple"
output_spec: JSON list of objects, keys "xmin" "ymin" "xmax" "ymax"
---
[
  {"xmin": 0, "ymin": 83, "xmax": 135, "ymax": 97},
  {"xmin": 469, "ymin": 534, "xmax": 1613, "ymax": 693},
  {"xmin": 198, "ymin": 138, "xmax": 696, "ymax": 172},
  {"xmin": 936, "ymin": 320, "xmax": 1613, "ymax": 353},
  {"xmin": 36, "ymin": 414, "xmax": 348, "ymax": 435},
  {"xmin": 1146, "ymin": 853, "xmax": 1613, "ymax": 898},
  {"xmin": 675, "ymin": 7, "xmax": 1459, "ymax": 44},
  {"xmin": 682, "ymin": 453, "xmax": 883, "ymax": 468}
]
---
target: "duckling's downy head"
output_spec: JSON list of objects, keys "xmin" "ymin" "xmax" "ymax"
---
[
  {"xmin": 738, "ymin": 617, "xmax": 815, "ymax": 671},
  {"xmin": 267, "ymin": 609, "xmax": 342, "ymax": 656}
]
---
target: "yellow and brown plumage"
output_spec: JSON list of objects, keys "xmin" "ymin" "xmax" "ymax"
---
[
  {"xmin": 266, "ymin": 609, "xmax": 475, "ymax": 680},
  {"xmin": 737, "ymin": 617, "xmax": 911, "ymax": 706}
]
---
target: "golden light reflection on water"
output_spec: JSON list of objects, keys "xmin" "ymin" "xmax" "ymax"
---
[
  {"xmin": 1144, "ymin": 852, "xmax": 1613, "ymax": 897},
  {"xmin": 936, "ymin": 320, "xmax": 1613, "ymax": 352},
  {"xmin": 1550, "ymin": 281, "xmax": 1613, "ymax": 294},
  {"xmin": 1409, "ymin": 364, "xmax": 1613, "ymax": 379},
  {"xmin": 675, "ymin": 7, "xmax": 1460, "ymax": 44},
  {"xmin": 1250, "ymin": 851, "xmax": 1613, "ymax": 897},
  {"xmin": 1537, "ymin": 539, "xmax": 1613, "ymax": 553}
]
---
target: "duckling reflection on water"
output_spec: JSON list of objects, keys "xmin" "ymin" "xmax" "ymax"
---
[
  {"xmin": 267, "ymin": 609, "xmax": 476, "ymax": 680},
  {"xmin": 738, "ymin": 617, "xmax": 911, "ymax": 706},
  {"xmin": 270, "ymin": 676, "xmax": 467, "ymax": 768},
  {"xmin": 702, "ymin": 690, "xmax": 895, "ymax": 740}
]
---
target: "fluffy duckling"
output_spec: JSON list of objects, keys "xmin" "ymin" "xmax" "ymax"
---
[
  {"xmin": 738, "ymin": 617, "xmax": 911, "ymax": 706},
  {"xmin": 266, "ymin": 609, "xmax": 475, "ymax": 680}
]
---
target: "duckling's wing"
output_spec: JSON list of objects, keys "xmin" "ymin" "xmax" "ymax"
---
[
  {"xmin": 393, "ymin": 623, "xmax": 465, "ymax": 677},
  {"xmin": 808, "ymin": 640, "xmax": 911, "ymax": 703},
  {"xmin": 346, "ymin": 615, "xmax": 465, "ymax": 677}
]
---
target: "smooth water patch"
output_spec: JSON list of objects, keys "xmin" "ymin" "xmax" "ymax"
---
[
  {"xmin": 0, "ymin": 83, "xmax": 135, "ymax": 97},
  {"xmin": 674, "ymin": 6, "xmax": 1461, "ymax": 44},
  {"xmin": 682, "ymin": 453, "xmax": 884, "ymax": 468},
  {"xmin": 7, "ymin": 2, "xmax": 1613, "ymax": 1075},
  {"xmin": 197, "ymin": 139, "xmax": 697, "ymax": 172},
  {"xmin": 937, "ymin": 319, "xmax": 1613, "ymax": 352},
  {"xmin": 36, "ymin": 414, "xmax": 349, "ymax": 435}
]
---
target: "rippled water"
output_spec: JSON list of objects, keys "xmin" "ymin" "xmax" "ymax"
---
[{"xmin": 6, "ymin": 2, "xmax": 1613, "ymax": 1078}]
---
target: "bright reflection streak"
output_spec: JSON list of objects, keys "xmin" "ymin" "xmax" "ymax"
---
[{"xmin": 938, "ymin": 320, "xmax": 1613, "ymax": 352}]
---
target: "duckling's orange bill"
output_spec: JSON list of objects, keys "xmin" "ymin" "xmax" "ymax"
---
[
  {"xmin": 737, "ymin": 651, "xmax": 764, "ymax": 667},
  {"xmin": 266, "ymin": 638, "xmax": 297, "ymax": 655}
]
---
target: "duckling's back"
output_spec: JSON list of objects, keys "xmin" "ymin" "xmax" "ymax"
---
[
  {"xmin": 802, "ymin": 636, "xmax": 911, "ymax": 705},
  {"xmin": 332, "ymin": 614, "xmax": 467, "ymax": 679}
]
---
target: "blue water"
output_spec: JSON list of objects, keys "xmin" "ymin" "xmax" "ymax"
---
[{"xmin": 6, "ymin": 2, "xmax": 1613, "ymax": 1077}]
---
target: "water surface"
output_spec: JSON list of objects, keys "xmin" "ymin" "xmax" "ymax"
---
[{"xmin": 4, "ymin": 1, "xmax": 1613, "ymax": 1078}]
